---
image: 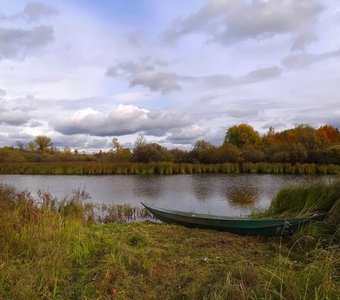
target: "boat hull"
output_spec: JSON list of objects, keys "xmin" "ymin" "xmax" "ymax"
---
[{"xmin": 141, "ymin": 203, "xmax": 326, "ymax": 236}]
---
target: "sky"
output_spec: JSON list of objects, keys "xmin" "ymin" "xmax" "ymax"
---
[{"xmin": 0, "ymin": 0, "xmax": 339, "ymax": 152}]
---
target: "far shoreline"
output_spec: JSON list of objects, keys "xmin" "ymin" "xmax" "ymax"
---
[{"xmin": 0, "ymin": 162, "xmax": 339, "ymax": 175}]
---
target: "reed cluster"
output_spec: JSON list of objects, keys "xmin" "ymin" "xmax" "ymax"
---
[
  {"xmin": 0, "ymin": 162, "xmax": 339, "ymax": 175},
  {"xmin": 257, "ymin": 180, "xmax": 340, "ymax": 247}
]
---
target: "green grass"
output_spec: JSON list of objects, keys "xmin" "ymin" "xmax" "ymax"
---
[
  {"xmin": 0, "ymin": 162, "xmax": 339, "ymax": 175},
  {"xmin": 0, "ymin": 184, "xmax": 339, "ymax": 299},
  {"xmin": 260, "ymin": 180, "xmax": 340, "ymax": 218},
  {"xmin": 256, "ymin": 180, "xmax": 340, "ymax": 249}
]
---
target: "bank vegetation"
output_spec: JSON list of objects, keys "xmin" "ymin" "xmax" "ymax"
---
[{"xmin": 1, "ymin": 124, "xmax": 339, "ymax": 175}]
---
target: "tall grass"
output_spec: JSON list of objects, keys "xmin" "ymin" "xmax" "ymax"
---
[
  {"xmin": 0, "ymin": 184, "xmax": 339, "ymax": 299},
  {"xmin": 0, "ymin": 162, "xmax": 339, "ymax": 175},
  {"xmin": 257, "ymin": 180, "xmax": 340, "ymax": 248},
  {"xmin": 262, "ymin": 180, "xmax": 340, "ymax": 218}
]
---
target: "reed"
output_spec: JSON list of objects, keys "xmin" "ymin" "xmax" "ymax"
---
[
  {"xmin": 257, "ymin": 180, "xmax": 340, "ymax": 248},
  {"xmin": 99, "ymin": 204, "xmax": 151, "ymax": 223},
  {"xmin": 263, "ymin": 180, "xmax": 340, "ymax": 217},
  {"xmin": 0, "ymin": 162, "xmax": 339, "ymax": 175}
]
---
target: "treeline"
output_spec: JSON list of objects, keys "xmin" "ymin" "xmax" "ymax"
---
[{"xmin": 0, "ymin": 124, "xmax": 340, "ymax": 165}]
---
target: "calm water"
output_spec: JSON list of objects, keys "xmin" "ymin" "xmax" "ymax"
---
[{"xmin": 0, "ymin": 174, "xmax": 334, "ymax": 216}]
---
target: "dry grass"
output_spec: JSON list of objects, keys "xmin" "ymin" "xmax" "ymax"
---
[{"xmin": 0, "ymin": 184, "xmax": 339, "ymax": 299}]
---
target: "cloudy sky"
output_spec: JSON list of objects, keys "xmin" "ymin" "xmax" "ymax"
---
[{"xmin": 0, "ymin": 0, "xmax": 339, "ymax": 151}]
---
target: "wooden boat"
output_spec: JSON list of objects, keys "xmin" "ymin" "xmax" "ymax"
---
[{"xmin": 141, "ymin": 202, "xmax": 326, "ymax": 236}]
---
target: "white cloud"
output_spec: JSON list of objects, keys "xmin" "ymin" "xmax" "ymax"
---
[
  {"xmin": 55, "ymin": 104, "xmax": 191, "ymax": 137},
  {"xmin": 166, "ymin": 125, "xmax": 209, "ymax": 144}
]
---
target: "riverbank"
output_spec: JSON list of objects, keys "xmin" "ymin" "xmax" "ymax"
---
[
  {"xmin": 0, "ymin": 184, "xmax": 339, "ymax": 299},
  {"xmin": 0, "ymin": 161, "xmax": 340, "ymax": 175}
]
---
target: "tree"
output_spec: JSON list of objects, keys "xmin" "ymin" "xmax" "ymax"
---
[
  {"xmin": 111, "ymin": 137, "xmax": 131, "ymax": 162},
  {"xmin": 294, "ymin": 125, "xmax": 321, "ymax": 150},
  {"xmin": 317, "ymin": 125, "xmax": 340, "ymax": 145},
  {"xmin": 225, "ymin": 124, "xmax": 261, "ymax": 148},
  {"xmin": 132, "ymin": 134, "xmax": 172, "ymax": 162},
  {"xmin": 27, "ymin": 141, "xmax": 36, "ymax": 152},
  {"xmin": 34, "ymin": 135, "xmax": 53, "ymax": 152},
  {"xmin": 288, "ymin": 143, "xmax": 307, "ymax": 163},
  {"xmin": 242, "ymin": 146, "xmax": 265, "ymax": 163},
  {"xmin": 111, "ymin": 137, "xmax": 122, "ymax": 152},
  {"xmin": 134, "ymin": 133, "xmax": 147, "ymax": 149},
  {"xmin": 324, "ymin": 145, "xmax": 340, "ymax": 164},
  {"xmin": 190, "ymin": 140, "xmax": 216, "ymax": 163},
  {"xmin": 169, "ymin": 148, "xmax": 187, "ymax": 163},
  {"xmin": 216, "ymin": 143, "xmax": 241, "ymax": 163}
]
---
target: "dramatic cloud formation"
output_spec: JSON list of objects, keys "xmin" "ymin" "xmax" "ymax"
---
[{"xmin": 0, "ymin": 0, "xmax": 339, "ymax": 150}]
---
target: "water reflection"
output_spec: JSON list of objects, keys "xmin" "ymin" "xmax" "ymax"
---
[
  {"xmin": 132, "ymin": 175, "xmax": 163, "ymax": 200},
  {"xmin": 0, "ymin": 174, "xmax": 335, "ymax": 216},
  {"xmin": 223, "ymin": 186, "xmax": 259, "ymax": 208},
  {"xmin": 192, "ymin": 175, "xmax": 216, "ymax": 201}
]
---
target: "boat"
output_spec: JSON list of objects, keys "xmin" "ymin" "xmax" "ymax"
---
[{"xmin": 141, "ymin": 202, "xmax": 326, "ymax": 236}]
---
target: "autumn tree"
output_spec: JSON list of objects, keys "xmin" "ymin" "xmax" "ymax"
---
[
  {"xmin": 242, "ymin": 146, "xmax": 265, "ymax": 163},
  {"xmin": 317, "ymin": 125, "xmax": 340, "ymax": 145},
  {"xmin": 110, "ymin": 137, "xmax": 131, "ymax": 162},
  {"xmin": 28, "ymin": 141, "xmax": 36, "ymax": 151},
  {"xmin": 216, "ymin": 143, "xmax": 241, "ymax": 163},
  {"xmin": 190, "ymin": 140, "xmax": 217, "ymax": 163},
  {"xmin": 34, "ymin": 135, "xmax": 53, "ymax": 152},
  {"xmin": 132, "ymin": 134, "xmax": 172, "ymax": 162},
  {"xmin": 225, "ymin": 124, "xmax": 261, "ymax": 148},
  {"xmin": 169, "ymin": 148, "xmax": 187, "ymax": 163},
  {"xmin": 325, "ymin": 145, "xmax": 340, "ymax": 164},
  {"xmin": 111, "ymin": 137, "xmax": 122, "ymax": 152}
]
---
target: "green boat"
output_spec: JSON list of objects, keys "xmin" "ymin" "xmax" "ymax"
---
[{"xmin": 141, "ymin": 203, "xmax": 326, "ymax": 236}]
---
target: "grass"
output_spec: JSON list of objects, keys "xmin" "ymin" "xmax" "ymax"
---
[
  {"xmin": 259, "ymin": 180, "xmax": 340, "ymax": 219},
  {"xmin": 0, "ymin": 183, "xmax": 339, "ymax": 299},
  {"xmin": 0, "ymin": 161, "xmax": 339, "ymax": 175},
  {"xmin": 256, "ymin": 179, "xmax": 340, "ymax": 249}
]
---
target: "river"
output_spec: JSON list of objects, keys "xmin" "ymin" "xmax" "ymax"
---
[{"xmin": 0, "ymin": 174, "xmax": 334, "ymax": 216}]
